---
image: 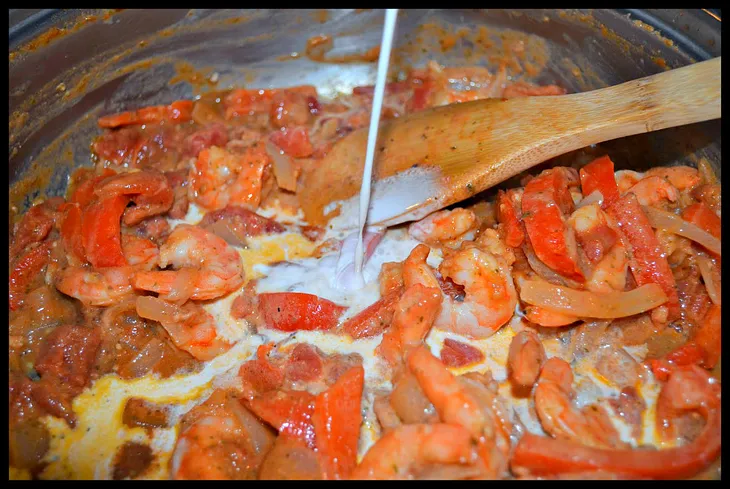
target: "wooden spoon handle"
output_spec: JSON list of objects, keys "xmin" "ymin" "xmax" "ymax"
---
[
  {"xmin": 550, "ymin": 55, "xmax": 721, "ymax": 150},
  {"xmin": 300, "ymin": 57, "xmax": 721, "ymax": 226},
  {"xmin": 416, "ymin": 56, "xmax": 722, "ymax": 221}
]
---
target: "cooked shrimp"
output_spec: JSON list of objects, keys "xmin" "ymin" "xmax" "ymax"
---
[
  {"xmin": 136, "ymin": 296, "xmax": 231, "ymax": 361},
  {"xmin": 133, "ymin": 224, "xmax": 245, "ymax": 302},
  {"xmin": 644, "ymin": 166, "xmax": 701, "ymax": 192},
  {"xmin": 56, "ymin": 235, "xmax": 158, "ymax": 306},
  {"xmin": 568, "ymin": 203, "xmax": 618, "ymax": 264},
  {"xmin": 655, "ymin": 364, "xmax": 721, "ymax": 445},
  {"xmin": 534, "ymin": 358, "xmax": 627, "ymax": 449},
  {"xmin": 379, "ymin": 261, "xmax": 404, "ymax": 296},
  {"xmin": 407, "ymin": 345, "xmax": 487, "ymax": 437},
  {"xmin": 625, "ymin": 176, "xmax": 679, "ymax": 208},
  {"xmin": 190, "ymin": 144, "xmax": 268, "ymax": 211},
  {"xmin": 373, "ymin": 393, "xmax": 402, "ymax": 433},
  {"xmin": 406, "ymin": 346, "xmax": 511, "ymax": 478},
  {"xmin": 57, "ymin": 266, "xmax": 137, "ymax": 307},
  {"xmin": 376, "ymin": 283, "xmax": 442, "ymax": 367},
  {"xmin": 171, "ymin": 399, "xmax": 274, "ymax": 480},
  {"xmin": 585, "ymin": 242, "xmax": 629, "ymax": 294},
  {"xmin": 401, "ymin": 244, "xmax": 440, "ymax": 289},
  {"xmin": 508, "ymin": 330, "xmax": 546, "ymax": 389},
  {"xmin": 434, "ymin": 244, "xmax": 517, "ymax": 339},
  {"xmin": 408, "ymin": 208, "xmax": 477, "ymax": 248},
  {"xmin": 614, "ymin": 170, "xmax": 644, "ymax": 193},
  {"xmin": 350, "ymin": 423, "xmax": 479, "ymax": 480},
  {"xmin": 97, "ymin": 169, "xmax": 174, "ymax": 225}
]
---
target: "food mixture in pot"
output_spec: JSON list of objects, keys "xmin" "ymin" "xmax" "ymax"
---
[{"xmin": 8, "ymin": 60, "xmax": 721, "ymax": 480}]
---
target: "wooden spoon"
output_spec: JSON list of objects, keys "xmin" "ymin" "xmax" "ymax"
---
[{"xmin": 299, "ymin": 56, "xmax": 721, "ymax": 228}]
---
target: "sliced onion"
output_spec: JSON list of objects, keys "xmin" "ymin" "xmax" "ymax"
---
[
  {"xmin": 577, "ymin": 190, "xmax": 604, "ymax": 209},
  {"xmin": 642, "ymin": 206, "xmax": 721, "ymax": 256},
  {"xmin": 136, "ymin": 296, "xmax": 181, "ymax": 323},
  {"xmin": 265, "ymin": 141, "xmax": 300, "ymax": 192},
  {"xmin": 698, "ymin": 158, "xmax": 718, "ymax": 185},
  {"xmin": 696, "ymin": 253, "xmax": 721, "ymax": 305},
  {"xmin": 389, "ymin": 372, "xmax": 436, "ymax": 425},
  {"xmin": 228, "ymin": 399, "xmax": 276, "ymax": 456},
  {"xmin": 259, "ymin": 436, "xmax": 322, "ymax": 480},
  {"xmin": 519, "ymin": 279, "xmax": 668, "ymax": 319},
  {"xmin": 125, "ymin": 338, "xmax": 165, "ymax": 378},
  {"xmin": 208, "ymin": 219, "xmax": 249, "ymax": 248},
  {"xmin": 522, "ymin": 240, "xmax": 583, "ymax": 289},
  {"xmin": 158, "ymin": 268, "xmax": 197, "ymax": 304}
]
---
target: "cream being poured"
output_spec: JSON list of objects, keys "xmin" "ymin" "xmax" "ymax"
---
[{"xmin": 353, "ymin": 8, "xmax": 399, "ymax": 289}]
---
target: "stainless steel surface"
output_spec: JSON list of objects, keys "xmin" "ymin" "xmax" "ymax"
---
[{"xmin": 8, "ymin": 9, "xmax": 721, "ymax": 210}]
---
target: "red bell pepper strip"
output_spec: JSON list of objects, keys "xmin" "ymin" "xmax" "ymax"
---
[
  {"xmin": 497, "ymin": 189, "xmax": 525, "ymax": 248},
  {"xmin": 648, "ymin": 343, "xmax": 705, "ymax": 382},
  {"xmin": 606, "ymin": 193, "xmax": 680, "ymax": 318},
  {"xmin": 247, "ymin": 390, "xmax": 317, "ymax": 448},
  {"xmin": 312, "ymin": 365, "xmax": 364, "ymax": 480},
  {"xmin": 269, "ymin": 126, "xmax": 314, "ymax": 158},
  {"xmin": 693, "ymin": 304, "xmax": 721, "ymax": 369},
  {"xmin": 681, "ymin": 203, "xmax": 721, "ymax": 239},
  {"xmin": 341, "ymin": 291, "xmax": 400, "ymax": 339},
  {"xmin": 81, "ymin": 194, "xmax": 130, "ymax": 268},
  {"xmin": 9, "ymin": 241, "xmax": 53, "ymax": 311},
  {"xmin": 58, "ymin": 203, "xmax": 86, "ymax": 265},
  {"xmin": 521, "ymin": 168, "xmax": 584, "ymax": 282},
  {"xmin": 579, "ymin": 155, "xmax": 620, "ymax": 209},
  {"xmin": 258, "ymin": 292, "xmax": 347, "ymax": 332}
]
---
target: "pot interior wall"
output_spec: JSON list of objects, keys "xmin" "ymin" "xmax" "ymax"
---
[{"xmin": 8, "ymin": 9, "xmax": 721, "ymax": 213}]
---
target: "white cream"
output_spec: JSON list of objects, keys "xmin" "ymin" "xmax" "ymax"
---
[{"xmin": 255, "ymin": 227, "xmax": 438, "ymax": 319}]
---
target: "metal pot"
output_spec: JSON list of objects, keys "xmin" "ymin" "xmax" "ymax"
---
[{"xmin": 8, "ymin": 9, "xmax": 721, "ymax": 213}]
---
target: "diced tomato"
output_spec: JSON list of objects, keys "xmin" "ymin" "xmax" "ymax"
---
[
  {"xmin": 247, "ymin": 390, "xmax": 317, "ymax": 448},
  {"xmin": 693, "ymin": 304, "xmax": 721, "ymax": 369},
  {"xmin": 521, "ymin": 168, "xmax": 585, "ymax": 282},
  {"xmin": 312, "ymin": 365, "xmax": 364, "ymax": 480},
  {"xmin": 183, "ymin": 123, "xmax": 229, "ymax": 157},
  {"xmin": 681, "ymin": 203, "xmax": 721, "ymax": 239},
  {"xmin": 497, "ymin": 189, "xmax": 525, "ymax": 247},
  {"xmin": 9, "ymin": 241, "xmax": 53, "ymax": 311},
  {"xmin": 570, "ymin": 205, "xmax": 618, "ymax": 264},
  {"xmin": 225, "ymin": 86, "xmax": 318, "ymax": 119},
  {"xmin": 199, "ymin": 206, "xmax": 286, "ymax": 238},
  {"xmin": 440, "ymin": 338, "xmax": 485, "ymax": 368},
  {"xmin": 258, "ymin": 292, "xmax": 347, "ymax": 332},
  {"xmin": 59, "ymin": 203, "xmax": 86, "ymax": 264},
  {"xmin": 341, "ymin": 291, "xmax": 400, "ymax": 339},
  {"xmin": 97, "ymin": 100, "xmax": 194, "ymax": 129},
  {"xmin": 407, "ymin": 79, "xmax": 434, "ymax": 112},
  {"xmin": 285, "ymin": 344, "xmax": 324, "ymax": 383},
  {"xmin": 649, "ymin": 343, "xmax": 705, "ymax": 382},
  {"xmin": 81, "ymin": 194, "xmax": 130, "ymax": 268},
  {"xmin": 579, "ymin": 155, "xmax": 620, "ymax": 209},
  {"xmin": 91, "ymin": 128, "xmax": 143, "ymax": 166},
  {"xmin": 239, "ymin": 344, "xmax": 284, "ymax": 396},
  {"xmin": 269, "ymin": 127, "xmax": 314, "ymax": 158},
  {"xmin": 606, "ymin": 193, "xmax": 680, "ymax": 318},
  {"xmin": 9, "ymin": 200, "xmax": 60, "ymax": 257}
]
